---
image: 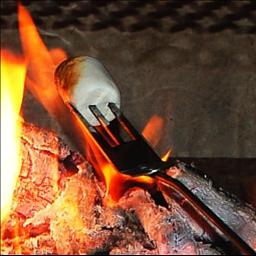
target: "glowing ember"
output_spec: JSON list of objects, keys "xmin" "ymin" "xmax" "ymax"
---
[{"xmin": 0, "ymin": 50, "xmax": 26, "ymax": 223}]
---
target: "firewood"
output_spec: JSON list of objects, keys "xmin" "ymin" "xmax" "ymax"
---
[
  {"xmin": 164, "ymin": 164, "xmax": 256, "ymax": 249},
  {"xmin": 1, "ymin": 122, "xmax": 255, "ymax": 255},
  {"xmin": 14, "ymin": 122, "xmax": 70, "ymax": 218}
]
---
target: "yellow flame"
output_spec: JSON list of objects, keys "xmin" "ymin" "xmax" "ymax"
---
[
  {"xmin": 0, "ymin": 50, "xmax": 26, "ymax": 223},
  {"xmin": 161, "ymin": 148, "xmax": 172, "ymax": 162}
]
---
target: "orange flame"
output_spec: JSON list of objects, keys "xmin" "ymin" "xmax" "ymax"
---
[
  {"xmin": 18, "ymin": 3, "xmax": 67, "ymax": 117},
  {"xmin": 82, "ymin": 129, "xmax": 154, "ymax": 204},
  {"xmin": 142, "ymin": 115, "xmax": 164, "ymax": 147},
  {"xmin": 18, "ymin": 3, "xmax": 92, "ymax": 160},
  {"xmin": 0, "ymin": 50, "xmax": 26, "ymax": 223},
  {"xmin": 162, "ymin": 148, "xmax": 172, "ymax": 162}
]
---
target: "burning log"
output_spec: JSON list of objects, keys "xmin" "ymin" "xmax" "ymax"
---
[{"xmin": 1, "ymin": 122, "xmax": 256, "ymax": 255}]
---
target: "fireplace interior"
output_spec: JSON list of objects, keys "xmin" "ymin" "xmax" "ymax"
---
[{"xmin": 1, "ymin": 0, "xmax": 256, "ymax": 255}]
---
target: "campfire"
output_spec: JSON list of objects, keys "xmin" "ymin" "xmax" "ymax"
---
[{"xmin": 1, "ymin": 4, "xmax": 256, "ymax": 255}]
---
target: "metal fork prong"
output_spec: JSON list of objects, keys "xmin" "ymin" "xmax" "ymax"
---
[
  {"xmin": 89, "ymin": 105, "xmax": 110, "ymax": 126},
  {"xmin": 108, "ymin": 102, "xmax": 121, "ymax": 117},
  {"xmin": 89, "ymin": 105, "xmax": 120, "ymax": 146},
  {"xmin": 108, "ymin": 103, "xmax": 136, "ymax": 140},
  {"xmin": 68, "ymin": 103, "xmax": 96, "ymax": 133}
]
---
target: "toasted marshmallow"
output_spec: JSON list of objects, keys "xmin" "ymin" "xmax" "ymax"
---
[{"xmin": 55, "ymin": 56, "xmax": 121, "ymax": 126}]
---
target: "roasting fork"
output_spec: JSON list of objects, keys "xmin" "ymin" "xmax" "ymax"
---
[{"xmin": 69, "ymin": 102, "xmax": 255, "ymax": 256}]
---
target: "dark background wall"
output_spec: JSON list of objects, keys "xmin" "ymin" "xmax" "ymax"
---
[{"xmin": 1, "ymin": 0, "xmax": 256, "ymax": 159}]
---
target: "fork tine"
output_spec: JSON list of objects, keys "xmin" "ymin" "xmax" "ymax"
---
[
  {"xmin": 89, "ymin": 105, "xmax": 120, "ymax": 147},
  {"xmin": 89, "ymin": 105, "xmax": 110, "ymax": 126},
  {"xmin": 108, "ymin": 102, "xmax": 121, "ymax": 117},
  {"xmin": 108, "ymin": 103, "xmax": 136, "ymax": 140},
  {"xmin": 68, "ymin": 103, "xmax": 96, "ymax": 133}
]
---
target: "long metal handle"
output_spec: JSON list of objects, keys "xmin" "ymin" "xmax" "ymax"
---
[{"xmin": 154, "ymin": 172, "xmax": 255, "ymax": 255}]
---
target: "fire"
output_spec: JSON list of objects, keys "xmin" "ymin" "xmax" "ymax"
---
[
  {"xmin": 78, "ymin": 123, "xmax": 154, "ymax": 203},
  {"xmin": 16, "ymin": 3, "xmax": 158, "ymax": 203},
  {"xmin": 16, "ymin": 3, "xmax": 168, "ymax": 205},
  {"xmin": 0, "ymin": 3, "xmax": 170, "ymax": 254},
  {"xmin": 0, "ymin": 50, "xmax": 26, "ymax": 223},
  {"xmin": 142, "ymin": 115, "xmax": 164, "ymax": 147},
  {"xmin": 162, "ymin": 149, "xmax": 172, "ymax": 162},
  {"xmin": 18, "ymin": 3, "xmax": 67, "ymax": 117}
]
